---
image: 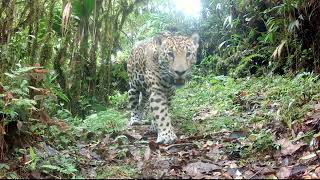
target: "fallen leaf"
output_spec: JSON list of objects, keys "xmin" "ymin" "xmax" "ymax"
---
[
  {"xmin": 310, "ymin": 132, "xmax": 320, "ymax": 150},
  {"xmin": 300, "ymin": 153, "xmax": 317, "ymax": 163},
  {"xmin": 101, "ymin": 135, "xmax": 111, "ymax": 146},
  {"xmin": 277, "ymin": 138, "xmax": 306, "ymax": 156},
  {"xmin": 79, "ymin": 148, "xmax": 91, "ymax": 159},
  {"xmin": 264, "ymin": 174, "xmax": 278, "ymax": 179},
  {"xmin": 124, "ymin": 131, "xmax": 142, "ymax": 141},
  {"xmin": 33, "ymin": 69, "xmax": 49, "ymax": 74},
  {"xmin": 239, "ymin": 91, "xmax": 247, "ymax": 97},
  {"xmin": 42, "ymin": 143, "xmax": 58, "ymax": 157},
  {"xmin": 204, "ymin": 140, "xmax": 214, "ymax": 147},
  {"xmin": 314, "ymin": 103, "xmax": 320, "ymax": 111},
  {"xmin": 0, "ymin": 84, "xmax": 3, "ymax": 94},
  {"xmin": 243, "ymin": 170, "xmax": 255, "ymax": 179},
  {"xmin": 129, "ymin": 148, "xmax": 141, "ymax": 161},
  {"xmin": 222, "ymin": 173, "xmax": 233, "ymax": 179},
  {"xmin": 17, "ymin": 120, "xmax": 23, "ymax": 131},
  {"xmin": 87, "ymin": 167, "xmax": 97, "ymax": 178},
  {"xmin": 148, "ymin": 140, "xmax": 159, "ymax": 151},
  {"xmin": 192, "ymin": 108, "xmax": 218, "ymax": 122},
  {"xmin": 183, "ymin": 161, "xmax": 221, "ymax": 177},
  {"xmin": 4, "ymin": 92, "xmax": 13, "ymax": 105},
  {"xmin": 169, "ymin": 169, "xmax": 177, "ymax": 176},
  {"xmin": 305, "ymin": 112, "xmax": 320, "ymax": 128},
  {"xmin": 137, "ymin": 161, "xmax": 144, "ymax": 171},
  {"xmin": 248, "ymin": 134, "xmax": 257, "ymax": 141},
  {"xmin": 311, "ymin": 173, "xmax": 319, "ymax": 179},
  {"xmin": 302, "ymin": 175, "xmax": 312, "ymax": 179},
  {"xmin": 315, "ymin": 166, "xmax": 320, "ymax": 177},
  {"xmin": 276, "ymin": 166, "xmax": 292, "ymax": 179},
  {"xmin": 205, "ymin": 145, "xmax": 221, "ymax": 161},
  {"xmin": 259, "ymin": 166, "xmax": 277, "ymax": 176},
  {"xmin": 229, "ymin": 131, "xmax": 247, "ymax": 139},
  {"xmin": 291, "ymin": 165, "xmax": 307, "ymax": 177},
  {"xmin": 0, "ymin": 123, "xmax": 7, "ymax": 135},
  {"xmin": 30, "ymin": 171, "xmax": 42, "ymax": 179},
  {"xmin": 144, "ymin": 146, "xmax": 151, "ymax": 161}
]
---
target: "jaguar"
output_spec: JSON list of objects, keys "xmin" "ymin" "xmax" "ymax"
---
[{"xmin": 127, "ymin": 32, "xmax": 200, "ymax": 144}]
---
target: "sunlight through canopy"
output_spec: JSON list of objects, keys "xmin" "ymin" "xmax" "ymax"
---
[{"xmin": 173, "ymin": 0, "xmax": 201, "ymax": 18}]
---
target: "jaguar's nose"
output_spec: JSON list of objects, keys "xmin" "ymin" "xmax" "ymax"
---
[{"xmin": 174, "ymin": 70, "xmax": 186, "ymax": 76}]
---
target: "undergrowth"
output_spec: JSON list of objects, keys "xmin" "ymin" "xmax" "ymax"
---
[
  {"xmin": 2, "ymin": 71, "xmax": 320, "ymax": 178},
  {"xmin": 172, "ymin": 73, "xmax": 320, "ymax": 156}
]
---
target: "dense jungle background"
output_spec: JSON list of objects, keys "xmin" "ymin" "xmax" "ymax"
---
[{"xmin": 1, "ymin": 0, "xmax": 320, "ymax": 178}]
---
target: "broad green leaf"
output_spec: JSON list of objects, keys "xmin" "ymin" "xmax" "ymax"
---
[
  {"xmin": 42, "ymin": 164, "xmax": 61, "ymax": 170},
  {"xmin": 4, "ymin": 73, "xmax": 16, "ymax": 79}
]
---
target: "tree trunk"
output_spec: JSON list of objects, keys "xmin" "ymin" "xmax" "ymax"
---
[
  {"xmin": 53, "ymin": 35, "xmax": 70, "ymax": 92},
  {"xmin": 39, "ymin": 0, "xmax": 55, "ymax": 67},
  {"xmin": 88, "ymin": 0, "xmax": 103, "ymax": 97},
  {"xmin": 69, "ymin": 5, "xmax": 90, "ymax": 116}
]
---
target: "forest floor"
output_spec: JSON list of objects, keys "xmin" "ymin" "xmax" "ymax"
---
[{"xmin": 2, "ymin": 74, "xmax": 320, "ymax": 179}]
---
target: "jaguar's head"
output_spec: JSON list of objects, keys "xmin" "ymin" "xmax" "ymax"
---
[{"xmin": 157, "ymin": 32, "xmax": 200, "ymax": 87}]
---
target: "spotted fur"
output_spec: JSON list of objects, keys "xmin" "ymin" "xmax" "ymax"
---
[{"xmin": 127, "ymin": 32, "xmax": 200, "ymax": 144}]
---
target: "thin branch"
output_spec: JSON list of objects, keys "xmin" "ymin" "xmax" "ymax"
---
[{"xmin": 120, "ymin": 29, "xmax": 133, "ymax": 45}]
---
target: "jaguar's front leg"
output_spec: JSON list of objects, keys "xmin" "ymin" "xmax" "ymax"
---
[
  {"xmin": 167, "ymin": 87, "xmax": 176, "ymax": 107},
  {"xmin": 128, "ymin": 84, "xmax": 142, "ymax": 125},
  {"xmin": 150, "ymin": 91, "xmax": 177, "ymax": 144}
]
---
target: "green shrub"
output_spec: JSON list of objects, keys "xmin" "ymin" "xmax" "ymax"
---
[{"xmin": 109, "ymin": 91, "xmax": 128, "ymax": 110}]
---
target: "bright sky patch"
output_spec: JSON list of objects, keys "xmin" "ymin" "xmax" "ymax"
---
[{"xmin": 173, "ymin": 0, "xmax": 201, "ymax": 18}]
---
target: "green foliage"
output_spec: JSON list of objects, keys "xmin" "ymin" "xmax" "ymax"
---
[
  {"xmin": 109, "ymin": 91, "xmax": 128, "ymax": 109},
  {"xmin": 40, "ymin": 156, "xmax": 78, "ymax": 177},
  {"xmin": 198, "ymin": 51, "xmax": 267, "ymax": 78},
  {"xmin": 72, "ymin": 0, "xmax": 95, "ymax": 20},
  {"xmin": 0, "ymin": 163, "xmax": 19, "ymax": 179},
  {"xmin": 28, "ymin": 147, "xmax": 39, "ymax": 171},
  {"xmin": 23, "ymin": 145, "xmax": 79, "ymax": 178},
  {"xmin": 231, "ymin": 54, "xmax": 265, "ymax": 78},
  {"xmin": 252, "ymin": 131, "xmax": 277, "ymax": 152},
  {"xmin": 96, "ymin": 165, "xmax": 138, "ymax": 179},
  {"xmin": 197, "ymin": 55, "xmax": 220, "ymax": 75},
  {"xmin": 199, "ymin": 0, "xmax": 320, "ymax": 76},
  {"xmin": 225, "ymin": 130, "xmax": 277, "ymax": 159},
  {"xmin": 1, "ymin": 65, "xmax": 37, "ymax": 122},
  {"xmin": 111, "ymin": 62, "xmax": 129, "ymax": 93},
  {"xmin": 1, "ymin": 63, "xmax": 69, "ymax": 124},
  {"xmin": 80, "ymin": 109, "xmax": 127, "ymax": 134},
  {"xmin": 43, "ymin": 74, "xmax": 70, "ymax": 103}
]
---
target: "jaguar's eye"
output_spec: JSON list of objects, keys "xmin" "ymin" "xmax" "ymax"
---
[
  {"xmin": 168, "ymin": 52, "xmax": 175, "ymax": 58},
  {"xmin": 186, "ymin": 51, "xmax": 191, "ymax": 57}
]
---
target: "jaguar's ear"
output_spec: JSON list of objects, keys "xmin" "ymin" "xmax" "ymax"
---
[
  {"xmin": 155, "ymin": 35, "xmax": 163, "ymax": 45},
  {"xmin": 191, "ymin": 33, "xmax": 200, "ymax": 45}
]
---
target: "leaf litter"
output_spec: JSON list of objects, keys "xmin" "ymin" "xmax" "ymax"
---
[
  {"xmin": 58, "ymin": 108, "xmax": 320, "ymax": 180},
  {"xmin": 67, "ymin": 120, "xmax": 315, "ymax": 179}
]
